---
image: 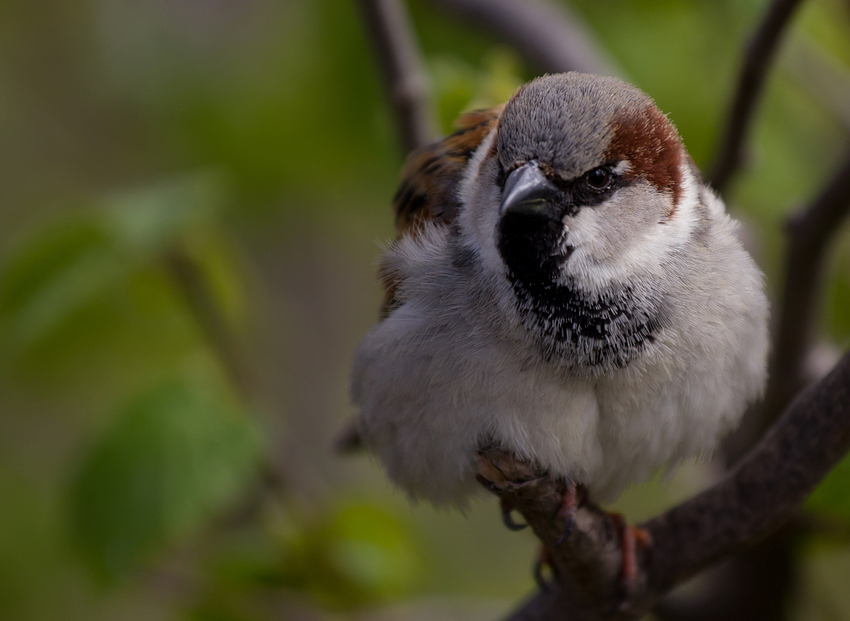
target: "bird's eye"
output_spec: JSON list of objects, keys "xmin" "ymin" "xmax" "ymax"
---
[{"xmin": 585, "ymin": 167, "xmax": 611, "ymax": 190}]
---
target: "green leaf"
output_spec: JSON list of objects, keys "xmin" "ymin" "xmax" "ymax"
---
[
  {"xmin": 266, "ymin": 500, "xmax": 420, "ymax": 608},
  {"xmin": 0, "ymin": 172, "xmax": 247, "ymax": 395},
  {"xmin": 68, "ymin": 379, "xmax": 262, "ymax": 580},
  {"xmin": 0, "ymin": 218, "xmax": 125, "ymax": 357},
  {"xmin": 195, "ymin": 499, "xmax": 420, "ymax": 612},
  {"xmin": 430, "ymin": 49, "xmax": 522, "ymax": 135},
  {"xmin": 101, "ymin": 172, "xmax": 229, "ymax": 257},
  {"xmin": 0, "ymin": 173, "xmax": 229, "ymax": 359}
]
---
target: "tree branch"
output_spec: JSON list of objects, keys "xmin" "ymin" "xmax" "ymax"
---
[
  {"xmin": 770, "ymin": 148, "xmax": 850, "ymax": 409},
  {"xmin": 356, "ymin": 0, "xmax": 436, "ymax": 154},
  {"xmin": 426, "ymin": 0, "xmax": 621, "ymax": 77},
  {"xmin": 725, "ymin": 147, "xmax": 850, "ymax": 464},
  {"xmin": 708, "ymin": 0, "xmax": 804, "ymax": 194},
  {"xmin": 164, "ymin": 247, "xmax": 254, "ymax": 399},
  {"xmin": 645, "ymin": 351, "xmax": 850, "ymax": 595},
  {"xmin": 480, "ymin": 350, "xmax": 850, "ymax": 621}
]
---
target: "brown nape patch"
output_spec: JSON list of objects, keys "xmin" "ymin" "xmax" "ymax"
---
[{"xmin": 604, "ymin": 105, "xmax": 684, "ymax": 213}]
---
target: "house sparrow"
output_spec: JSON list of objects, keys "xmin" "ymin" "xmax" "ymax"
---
[{"xmin": 350, "ymin": 72, "xmax": 769, "ymax": 511}]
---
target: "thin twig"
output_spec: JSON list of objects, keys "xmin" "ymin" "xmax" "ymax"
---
[
  {"xmin": 484, "ymin": 350, "xmax": 850, "ymax": 621},
  {"xmin": 426, "ymin": 0, "xmax": 621, "ymax": 77},
  {"xmin": 165, "ymin": 247, "xmax": 290, "ymax": 500},
  {"xmin": 766, "ymin": 148, "xmax": 850, "ymax": 417},
  {"xmin": 356, "ymin": 0, "xmax": 436, "ymax": 154},
  {"xmin": 708, "ymin": 0, "xmax": 804, "ymax": 193},
  {"xmin": 164, "ymin": 247, "xmax": 254, "ymax": 399}
]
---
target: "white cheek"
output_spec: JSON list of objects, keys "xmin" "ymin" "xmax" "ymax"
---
[
  {"xmin": 561, "ymin": 209, "xmax": 602, "ymax": 263},
  {"xmin": 563, "ymin": 211, "xmax": 654, "ymax": 290},
  {"xmin": 563, "ymin": 165, "xmax": 701, "ymax": 290}
]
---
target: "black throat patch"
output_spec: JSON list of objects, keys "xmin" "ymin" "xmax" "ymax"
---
[{"xmin": 497, "ymin": 213, "xmax": 666, "ymax": 370}]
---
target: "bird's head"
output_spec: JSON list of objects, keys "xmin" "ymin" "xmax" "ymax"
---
[{"xmin": 459, "ymin": 72, "xmax": 699, "ymax": 295}]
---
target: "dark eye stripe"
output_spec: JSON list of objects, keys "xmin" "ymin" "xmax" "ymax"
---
[
  {"xmin": 497, "ymin": 161, "xmax": 626, "ymax": 209},
  {"xmin": 570, "ymin": 165, "xmax": 627, "ymax": 207}
]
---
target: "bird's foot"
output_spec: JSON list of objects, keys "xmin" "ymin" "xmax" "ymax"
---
[
  {"xmin": 608, "ymin": 512, "xmax": 652, "ymax": 595},
  {"xmin": 530, "ymin": 482, "xmax": 587, "ymax": 592},
  {"xmin": 555, "ymin": 481, "xmax": 587, "ymax": 546}
]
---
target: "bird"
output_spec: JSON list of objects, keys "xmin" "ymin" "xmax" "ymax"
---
[{"xmin": 349, "ymin": 73, "xmax": 769, "ymax": 525}]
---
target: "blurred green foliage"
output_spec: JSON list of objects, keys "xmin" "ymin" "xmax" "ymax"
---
[
  {"xmin": 69, "ymin": 379, "xmax": 261, "ymax": 580},
  {"xmin": 1, "ymin": 0, "xmax": 849, "ymax": 620},
  {"xmin": 1, "ymin": 173, "xmax": 230, "ymax": 367}
]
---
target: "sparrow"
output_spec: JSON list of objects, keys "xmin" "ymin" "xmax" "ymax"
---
[{"xmin": 349, "ymin": 73, "xmax": 769, "ymax": 515}]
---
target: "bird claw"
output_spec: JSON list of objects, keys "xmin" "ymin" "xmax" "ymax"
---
[
  {"xmin": 554, "ymin": 524, "xmax": 573, "ymax": 547},
  {"xmin": 500, "ymin": 498, "xmax": 528, "ymax": 531},
  {"xmin": 533, "ymin": 546, "xmax": 559, "ymax": 592}
]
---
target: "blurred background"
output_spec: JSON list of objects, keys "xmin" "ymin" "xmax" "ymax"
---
[{"xmin": 2, "ymin": 0, "xmax": 850, "ymax": 619}]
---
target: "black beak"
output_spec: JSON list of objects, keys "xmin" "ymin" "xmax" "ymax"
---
[{"xmin": 500, "ymin": 160, "xmax": 565, "ymax": 220}]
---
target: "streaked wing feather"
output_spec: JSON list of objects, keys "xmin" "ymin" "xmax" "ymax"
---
[
  {"xmin": 393, "ymin": 106, "xmax": 503, "ymax": 235},
  {"xmin": 381, "ymin": 105, "xmax": 503, "ymax": 316}
]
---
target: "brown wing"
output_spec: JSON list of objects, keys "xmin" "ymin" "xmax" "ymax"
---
[
  {"xmin": 392, "ymin": 106, "xmax": 503, "ymax": 236},
  {"xmin": 380, "ymin": 105, "xmax": 504, "ymax": 317}
]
